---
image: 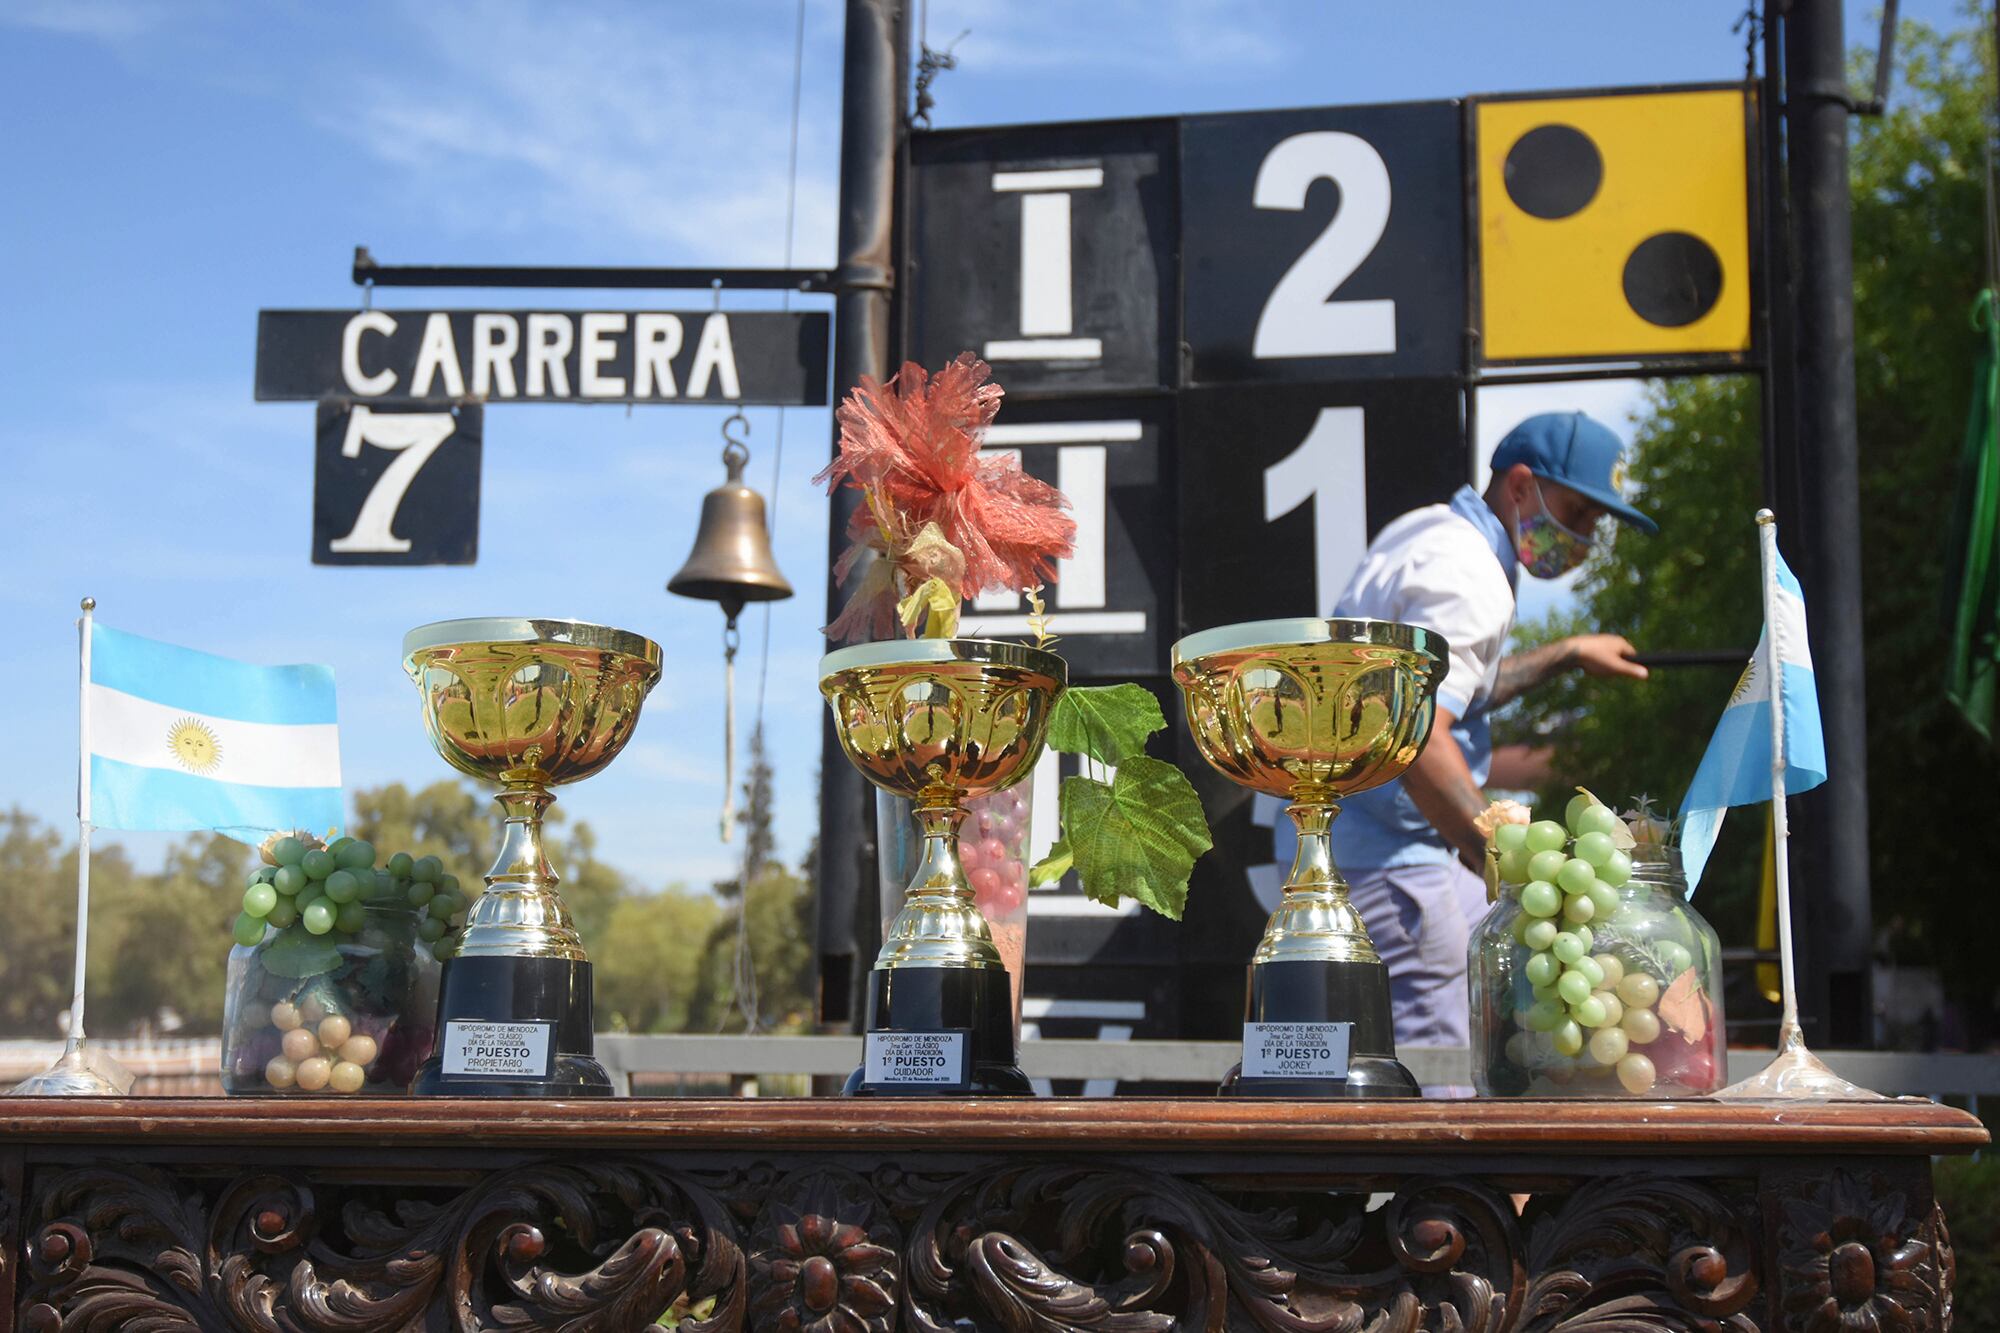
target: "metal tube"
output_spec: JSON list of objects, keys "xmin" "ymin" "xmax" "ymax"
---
[
  {"xmin": 349, "ymin": 250, "xmax": 835, "ymax": 293},
  {"xmin": 817, "ymin": 0, "xmax": 905, "ymax": 1030},
  {"xmin": 1783, "ymin": 0, "xmax": 1874, "ymax": 1046}
]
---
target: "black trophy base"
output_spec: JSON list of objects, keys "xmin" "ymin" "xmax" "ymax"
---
[
  {"xmin": 410, "ymin": 954, "xmax": 612, "ymax": 1099},
  {"xmin": 844, "ymin": 964, "xmax": 1033, "ymax": 1097},
  {"xmin": 1223, "ymin": 956, "xmax": 1421, "ymax": 1099}
]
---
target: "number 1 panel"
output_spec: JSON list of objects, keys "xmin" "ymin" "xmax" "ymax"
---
[
  {"xmin": 1180, "ymin": 102, "xmax": 1464, "ymax": 385},
  {"xmin": 956, "ymin": 398, "xmax": 1172, "ymax": 681},
  {"xmin": 1175, "ymin": 380, "xmax": 1462, "ymax": 636}
]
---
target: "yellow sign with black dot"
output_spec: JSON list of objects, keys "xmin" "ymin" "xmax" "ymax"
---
[{"xmin": 1475, "ymin": 86, "xmax": 1754, "ymax": 363}]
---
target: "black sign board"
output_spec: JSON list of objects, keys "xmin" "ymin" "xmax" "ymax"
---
[
  {"xmin": 959, "ymin": 397, "xmax": 1173, "ymax": 681},
  {"xmin": 258, "ymin": 309, "xmax": 830, "ymax": 406},
  {"xmin": 862, "ymin": 88, "xmax": 1762, "ymax": 1044},
  {"xmin": 1180, "ymin": 101, "xmax": 1465, "ymax": 384},
  {"xmin": 313, "ymin": 401, "xmax": 480, "ymax": 566},
  {"xmin": 1177, "ymin": 379, "xmax": 1465, "ymax": 631},
  {"xmin": 908, "ymin": 120, "xmax": 1178, "ymax": 397}
]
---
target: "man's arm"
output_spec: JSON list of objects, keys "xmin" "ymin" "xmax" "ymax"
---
[
  {"xmin": 1488, "ymin": 633, "xmax": 1648, "ymax": 710},
  {"xmin": 1399, "ymin": 709, "xmax": 1489, "ymax": 870}
]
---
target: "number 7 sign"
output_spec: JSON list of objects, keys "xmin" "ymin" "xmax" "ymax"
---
[{"xmin": 312, "ymin": 401, "xmax": 482, "ymax": 565}]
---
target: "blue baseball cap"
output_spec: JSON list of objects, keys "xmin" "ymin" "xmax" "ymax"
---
[{"xmin": 1490, "ymin": 412, "xmax": 1658, "ymax": 535}]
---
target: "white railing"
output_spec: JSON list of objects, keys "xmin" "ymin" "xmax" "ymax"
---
[
  {"xmin": 595, "ymin": 1034, "xmax": 2000, "ymax": 1105},
  {"xmin": 3, "ymin": 1036, "xmax": 1994, "ymax": 1117}
]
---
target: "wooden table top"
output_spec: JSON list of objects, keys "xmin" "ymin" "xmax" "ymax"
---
[{"xmin": 0, "ymin": 1095, "xmax": 1982, "ymax": 1154}]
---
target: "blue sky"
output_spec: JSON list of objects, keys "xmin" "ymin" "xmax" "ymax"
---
[{"xmin": 0, "ymin": 0, "xmax": 1949, "ymax": 891}]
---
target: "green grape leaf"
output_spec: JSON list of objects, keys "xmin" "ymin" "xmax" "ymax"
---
[
  {"xmin": 1060, "ymin": 756, "xmax": 1213, "ymax": 920},
  {"xmin": 257, "ymin": 925, "xmax": 343, "ymax": 979},
  {"xmin": 1028, "ymin": 838, "xmax": 1073, "ymax": 888},
  {"xmin": 1046, "ymin": 683, "xmax": 1166, "ymax": 765}
]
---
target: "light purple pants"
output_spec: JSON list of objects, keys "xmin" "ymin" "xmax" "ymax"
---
[{"xmin": 1345, "ymin": 860, "xmax": 1489, "ymax": 1094}]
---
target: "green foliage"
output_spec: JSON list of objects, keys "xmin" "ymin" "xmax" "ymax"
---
[
  {"xmin": 0, "ymin": 758, "xmax": 819, "ymax": 1039},
  {"xmin": 0, "ymin": 811, "xmax": 85, "ymax": 1034},
  {"xmin": 1032, "ymin": 685, "xmax": 1214, "ymax": 915},
  {"xmin": 1046, "ymin": 683, "xmax": 1166, "ymax": 763},
  {"xmin": 593, "ymin": 888, "xmax": 721, "ymax": 1033},
  {"xmin": 1059, "ymin": 756, "xmax": 1214, "ymax": 920},
  {"xmin": 1497, "ymin": 378, "xmax": 1768, "ymax": 939},
  {"xmin": 1500, "ymin": 16, "xmax": 2000, "ymax": 1020},
  {"xmin": 682, "ymin": 721, "xmax": 818, "ymax": 1033},
  {"xmin": 1934, "ymin": 1154, "xmax": 2000, "ymax": 1316}
]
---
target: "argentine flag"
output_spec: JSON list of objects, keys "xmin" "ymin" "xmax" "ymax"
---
[
  {"xmin": 1679, "ymin": 551, "xmax": 1827, "ymax": 892},
  {"xmin": 88, "ymin": 625, "xmax": 343, "ymax": 844}
]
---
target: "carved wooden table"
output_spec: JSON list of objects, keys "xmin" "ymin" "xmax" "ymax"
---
[{"xmin": 0, "ymin": 1097, "xmax": 1981, "ymax": 1332}]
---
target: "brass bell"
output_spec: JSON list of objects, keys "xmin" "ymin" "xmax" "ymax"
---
[{"xmin": 668, "ymin": 416, "xmax": 794, "ymax": 626}]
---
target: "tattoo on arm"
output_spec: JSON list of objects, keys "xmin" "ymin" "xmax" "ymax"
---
[
  {"xmin": 1488, "ymin": 640, "xmax": 1577, "ymax": 710},
  {"xmin": 1399, "ymin": 716, "xmax": 1490, "ymax": 869}
]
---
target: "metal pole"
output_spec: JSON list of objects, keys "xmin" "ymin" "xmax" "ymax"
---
[
  {"xmin": 1782, "ymin": 0, "xmax": 1874, "ymax": 1046},
  {"xmin": 817, "ymin": 0, "xmax": 905, "ymax": 1031}
]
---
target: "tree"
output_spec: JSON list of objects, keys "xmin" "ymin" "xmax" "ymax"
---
[
  {"xmin": 0, "ymin": 751, "xmax": 809, "ymax": 1040},
  {"xmin": 1501, "ymin": 17, "xmax": 2000, "ymax": 1040},
  {"xmin": 677, "ymin": 720, "xmax": 815, "ymax": 1032},
  {"xmin": 713, "ymin": 724, "xmax": 775, "ymax": 900},
  {"xmin": 349, "ymin": 779, "xmax": 627, "ymax": 943},
  {"xmin": 593, "ymin": 887, "xmax": 723, "ymax": 1033},
  {"xmin": 91, "ymin": 834, "xmax": 242, "ymax": 1035},
  {"xmin": 0, "ymin": 809, "xmax": 88, "ymax": 1036}
]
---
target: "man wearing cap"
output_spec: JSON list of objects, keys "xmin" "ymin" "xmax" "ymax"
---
[{"xmin": 1325, "ymin": 411, "xmax": 1657, "ymax": 1064}]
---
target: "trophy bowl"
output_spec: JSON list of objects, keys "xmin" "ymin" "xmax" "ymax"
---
[
  {"xmin": 820, "ymin": 637, "xmax": 1064, "ymax": 1095},
  {"xmin": 402, "ymin": 617, "xmax": 662, "ymax": 1096},
  {"xmin": 1171, "ymin": 617, "xmax": 1448, "ymax": 1097}
]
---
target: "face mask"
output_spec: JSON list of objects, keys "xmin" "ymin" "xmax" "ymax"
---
[{"xmin": 1513, "ymin": 480, "xmax": 1594, "ymax": 579}]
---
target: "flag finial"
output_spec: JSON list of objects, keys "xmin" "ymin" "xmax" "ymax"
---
[
  {"xmin": 80, "ymin": 597, "xmax": 95, "ymax": 611},
  {"xmin": 1755, "ymin": 509, "xmax": 1776, "ymax": 526}
]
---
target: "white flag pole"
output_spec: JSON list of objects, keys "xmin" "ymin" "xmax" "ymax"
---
[
  {"xmin": 67, "ymin": 596, "xmax": 95, "ymax": 1055},
  {"xmin": 1717, "ymin": 514, "xmax": 1877, "ymax": 1099},
  {"xmin": 1755, "ymin": 513, "xmax": 1805, "ymax": 1055},
  {"xmin": 10, "ymin": 597, "xmax": 131, "ymax": 1094}
]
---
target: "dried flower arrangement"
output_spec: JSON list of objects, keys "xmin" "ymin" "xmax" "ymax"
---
[{"xmin": 818, "ymin": 355, "xmax": 1211, "ymax": 917}]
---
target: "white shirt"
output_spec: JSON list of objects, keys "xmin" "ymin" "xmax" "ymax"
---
[
  {"xmin": 1336, "ymin": 500, "xmax": 1515, "ymax": 720},
  {"xmin": 1323, "ymin": 488, "xmax": 1519, "ymax": 869}
]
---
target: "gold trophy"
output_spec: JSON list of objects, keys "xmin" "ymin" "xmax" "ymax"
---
[
  {"xmin": 820, "ymin": 638, "xmax": 1065, "ymax": 1095},
  {"xmin": 1172, "ymin": 618, "xmax": 1448, "ymax": 1097},
  {"xmin": 402, "ymin": 618, "xmax": 662, "ymax": 1097}
]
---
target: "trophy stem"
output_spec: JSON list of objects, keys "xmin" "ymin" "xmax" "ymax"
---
[
  {"xmin": 847, "ymin": 795, "xmax": 1029, "ymax": 1096},
  {"xmin": 1255, "ymin": 795, "xmax": 1379, "ymax": 966},
  {"xmin": 1228, "ymin": 791, "xmax": 1418, "ymax": 1099},
  {"xmin": 410, "ymin": 779, "xmax": 609, "ymax": 1097},
  {"xmin": 455, "ymin": 783, "xmax": 585, "ymax": 962},
  {"xmin": 488, "ymin": 784, "xmax": 559, "ymax": 891},
  {"xmin": 876, "ymin": 798, "xmax": 1004, "ymax": 971}
]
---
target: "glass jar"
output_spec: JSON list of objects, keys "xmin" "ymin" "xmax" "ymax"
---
[
  {"xmin": 1470, "ymin": 850, "xmax": 1727, "ymax": 1097},
  {"xmin": 875, "ymin": 784, "xmax": 1030, "ymax": 1037},
  {"xmin": 221, "ymin": 902, "xmax": 442, "ymax": 1095}
]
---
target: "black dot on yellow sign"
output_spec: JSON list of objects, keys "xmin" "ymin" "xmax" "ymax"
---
[
  {"xmin": 1478, "ymin": 88, "xmax": 1752, "ymax": 362},
  {"xmin": 1504, "ymin": 124, "xmax": 1601, "ymax": 219}
]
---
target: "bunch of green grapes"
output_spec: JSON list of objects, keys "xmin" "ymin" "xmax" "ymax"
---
[
  {"xmin": 234, "ymin": 834, "xmax": 469, "ymax": 962},
  {"xmin": 1496, "ymin": 793, "xmax": 1666, "ymax": 1094}
]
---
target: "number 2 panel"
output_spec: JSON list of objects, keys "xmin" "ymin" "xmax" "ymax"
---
[{"xmin": 1181, "ymin": 102, "xmax": 1464, "ymax": 385}]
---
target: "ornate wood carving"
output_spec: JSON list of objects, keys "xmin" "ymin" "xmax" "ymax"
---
[
  {"xmin": 21, "ymin": 1159, "xmax": 743, "ymax": 1332},
  {"xmin": 745, "ymin": 1168, "xmax": 898, "ymax": 1333},
  {"xmin": 1519, "ymin": 1177, "xmax": 1762, "ymax": 1331},
  {"xmin": 1772, "ymin": 1166, "xmax": 1949, "ymax": 1333},
  {"xmin": 4, "ymin": 1145, "xmax": 1961, "ymax": 1333}
]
